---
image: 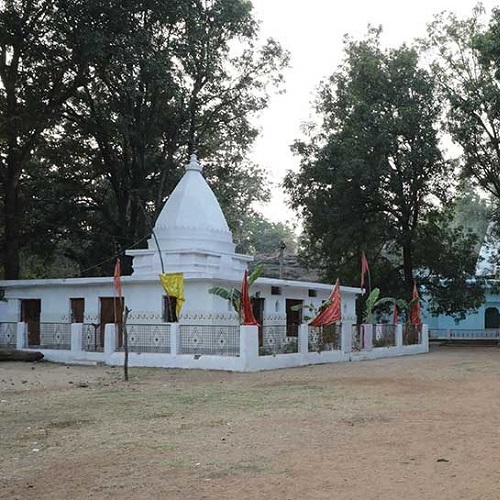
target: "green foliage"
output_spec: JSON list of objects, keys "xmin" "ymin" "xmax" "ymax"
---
[
  {"xmin": 372, "ymin": 295, "xmax": 417, "ymax": 324},
  {"xmin": 452, "ymin": 182, "xmax": 492, "ymax": 246},
  {"xmin": 285, "ymin": 28, "xmax": 484, "ymax": 321},
  {"xmin": 0, "ymin": 0, "xmax": 289, "ymax": 278},
  {"xmin": 248, "ymin": 263, "xmax": 264, "ymax": 286},
  {"xmin": 363, "ymin": 288, "xmax": 380, "ymax": 324},
  {"xmin": 208, "ymin": 263, "xmax": 264, "ymax": 318},
  {"xmin": 0, "ymin": 0, "xmax": 94, "ymax": 278},
  {"xmin": 234, "ymin": 212, "xmax": 297, "ymax": 255},
  {"xmin": 412, "ymin": 210, "xmax": 484, "ymax": 320},
  {"xmin": 290, "ymin": 300, "xmax": 331, "ymax": 322},
  {"xmin": 423, "ymin": 7, "xmax": 500, "ymax": 204},
  {"xmin": 207, "ymin": 286, "xmax": 241, "ymax": 315}
]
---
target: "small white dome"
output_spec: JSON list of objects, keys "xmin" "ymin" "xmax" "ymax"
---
[{"xmin": 153, "ymin": 155, "xmax": 235, "ymax": 253}]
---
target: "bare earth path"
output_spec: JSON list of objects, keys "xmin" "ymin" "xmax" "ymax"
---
[{"xmin": 1, "ymin": 346, "xmax": 500, "ymax": 500}]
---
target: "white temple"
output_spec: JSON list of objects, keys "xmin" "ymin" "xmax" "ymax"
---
[
  {"xmin": 0, "ymin": 154, "xmax": 359, "ymax": 328},
  {"xmin": 0, "ymin": 154, "xmax": 431, "ymax": 371},
  {"xmin": 127, "ymin": 155, "xmax": 251, "ymax": 279}
]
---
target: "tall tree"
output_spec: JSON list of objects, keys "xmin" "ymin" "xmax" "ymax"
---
[
  {"xmin": 285, "ymin": 29, "xmax": 482, "ymax": 319},
  {"xmin": 0, "ymin": 0, "xmax": 93, "ymax": 278},
  {"xmin": 233, "ymin": 212, "xmax": 297, "ymax": 255},
  {"xmin": 424, "ymin": 6, "xmax": 500, "ymax": 205},
  {"xmin": 1, "ymin": 0, "xmax": 288, "ymax": 277}
]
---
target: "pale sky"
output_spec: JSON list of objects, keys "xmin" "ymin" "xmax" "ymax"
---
[{"xmin": 249, "ymin": 0, "xmax": 499, "ymax": 225}]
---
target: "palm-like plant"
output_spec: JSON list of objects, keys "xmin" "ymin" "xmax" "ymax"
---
[
  {"xmin": 370, "ymin": 296, "xmax": 420, "ymax": 324},
  {"xmin": 208, "ymin": 263, "xmax": 264, "ymax": 318},
  {"xmin": 363, "ymin": 288, "xmax": 380, "ymax": 324}
]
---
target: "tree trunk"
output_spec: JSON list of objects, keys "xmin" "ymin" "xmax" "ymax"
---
[
  {"xmin": 402, "ymin": 239, "xmax": 414, "ymax": 298},
  {"xmin": 3, "ymin": 170, "xmax": 20, "ymax": 280}
]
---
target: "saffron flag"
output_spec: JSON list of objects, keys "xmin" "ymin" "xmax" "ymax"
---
[
  {"xmin": 360, "ymin": 252, "xmax": 370, "ymax": 293},
  {"xmin": 241, "ymin": 269, "xmax": 259, "ymax": 326},
  {"xmin": 392, "ymin": 302, "xmax": 398, "ymax": 325},
  {"xmin": 410, "ymin": 282, "xmax": 421, "ymax": 325},
  {"xmin": 309, "ymin": 279, "xmax": 342, "ymax": 327},
  {"xmin": 159, "ymin": 273, "xmax": 186, "ymax": 317},
  {"xmin": 113, "ymin": 258, "xmax": 122, "ymax": 299}
]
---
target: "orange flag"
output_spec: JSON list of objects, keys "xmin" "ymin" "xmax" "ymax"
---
[
  {"xmin": 360, "ymin": 252, "xmax": 370, "ymax": 293},
  {"xmin": 410, "ymin": 282, "xmax": 421, "ymax": 325},
  {"xmin": 392, "ymin": 302, "xmax": 398, "ymax": 325},
  {"xmin": 241, "ymin": 269, "xmax": 259, "ymax": 326},
  {"xmin": 113, "ymin": 258, "xmax": 122, "ymax": 299},
  {"xmin": 309, "ymin": 279, "xmax": 342, "ymax": 327}
]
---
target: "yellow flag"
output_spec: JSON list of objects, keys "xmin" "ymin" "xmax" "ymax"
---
[{"xmin": 159, "ymin": 273, "xmax": 185, "ymax": 317}]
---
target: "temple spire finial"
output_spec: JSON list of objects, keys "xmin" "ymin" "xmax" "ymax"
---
[{"xmin": 185, "ymin": 153, "xmax": 203, "ymax": 172}]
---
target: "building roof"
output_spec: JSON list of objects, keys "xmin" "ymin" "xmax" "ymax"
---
[{"xmin": 151, "ymin": 154, "xmax": 235, "ymax": 254}]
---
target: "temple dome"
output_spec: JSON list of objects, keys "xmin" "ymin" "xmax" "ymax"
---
[
  {"xmin": 127, "ymin": 154, "xmax": 251, "ymax": 277},
  {"xmin": 152, "ymin": 154, "xmax": 235, "ymax": 253}
]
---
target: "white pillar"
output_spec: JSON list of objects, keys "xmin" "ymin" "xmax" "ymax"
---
[
  {"xmin": 104, "ymin": 324, "xmax": 117, "ymax": 356},
  {"xmin": 16, "ymin": 322, "xmax": 26, "ymax": 349},
  {"xmin": 240, "ymin": 325, "xmax": 259, "ymax": 370},
  {"xmin": 396, "ymin": 324, "xmax": 403, "ymax": 348},
  {"xmin": 363, "ymin": 323, "xmax": 373, "ymax": 351},
  {"xmin": 71, "ymin": 323, "xmax": 83, "ymax": 353},
  {"xmin": 422, "ymin": 324, "xmax": 429, "ymax": 351},
  {"xmin": 341, "ymin": 321, "xmax": 353, "ymax": 354},
  {"xmin": 298, "ymin": 323, "xmax": 309, "ymax": 355},
  {"xmin": 170, "ymin": 323, "xmax": 180, "ymax": 355}
]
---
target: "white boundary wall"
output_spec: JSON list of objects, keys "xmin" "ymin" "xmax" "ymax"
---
[{"xmin": 11, "ymin": 322, "xmax": 429, "ymax": 372}]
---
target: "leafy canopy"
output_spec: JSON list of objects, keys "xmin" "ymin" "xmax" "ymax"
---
[{"xmin": 285, "ymin": 27, "xmax": 483, "ymax": 321}]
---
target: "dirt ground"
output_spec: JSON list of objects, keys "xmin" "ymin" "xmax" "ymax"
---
[{"xmin": 1, "ymin": 346, "xmax": 500, "ymax": 500}]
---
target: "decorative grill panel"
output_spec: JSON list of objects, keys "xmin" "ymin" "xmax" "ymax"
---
[
  {"xmin": 0, "ymin": 322, "xmax": 17, "ymax": 348},
  {"xmin": 39, "ymin": 323, "xmax": 71, "ymax": 350},
  {"xmin": 260, "ymin": 325, "xmax": 298, "ymax": 356},
  {"xmin": 430, "ymin": 329, "xmax": 500, "ymax": 340},
  {"xmin": 82, "ymin": 323, "xmax": 104, "ymax": 352},
  {"xmin": 308, "ymin": 324, "xmax": 341, "ymax": 352},
  {"xmin": 179, "ymin": 325, "xmax": 239, "ymax": 356},
  {"xmin": 373, "ymin": 324, "xmax": 396, "ymax": 347},
  {"xmin": 403, "ymin": 324, "xmax": 421, "ymax": 345},
  {"xmin": 119, "ymin": 324, "xmax": 171, "ymax": 353}
]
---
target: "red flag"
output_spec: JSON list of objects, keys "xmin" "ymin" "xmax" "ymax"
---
[
  {"xmin": 392, "ymin": 302, "xmax": 398, "ymax": 325},
  {"xmin": 241, "ymin": 269, "xmax": 259, "ymax": 326},
  {"xmin": 309, "ymin": 279, "xmax": 342, "ymax": 327},
  {"xmin": 410, "ymin": 282, "xmax": 421, "ymax": 325},
  {"xmin": 360, "ymin": 252, "xmax": 369, "ymax": 292},
  {"xmin": 113, "ymin": 258, "xmax": 122, "ymax": 299}
]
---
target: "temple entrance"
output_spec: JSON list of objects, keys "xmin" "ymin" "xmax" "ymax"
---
[
  {"xmin": 286, "ymin": 299, "xmax": 303, "ymax": 337},
  {"xmin": 70, "ymin": 298, "xmax": 85, "ymax": 323},
  {"xmin": 252, "ymin": 297, "xmax": 265, "ymax": 346},
  {"xmin": 21, "ymin": 299, "xmax": 41, "ymax": 347},
  {"xmin": 99, "ymin": 297, "xmax": 124, "ymax": 348}
]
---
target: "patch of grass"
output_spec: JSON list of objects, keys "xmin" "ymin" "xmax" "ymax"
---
[
  {"xmin": 161, "ymin": 457, "xmax": 189, "ymax": 469},
  {"xmin": 199, "ymin": 457, "xmax": 269, "ymax": 480},
  {"xmin": 146, "ymin": 443, "xmax": 177, "ymax": 452},
  {"xmin": 47, "ymin": 418, "xmax": 94, "ymax": 429}
]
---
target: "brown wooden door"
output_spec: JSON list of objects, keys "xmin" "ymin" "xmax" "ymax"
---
[
  {"xmin": 252, "ymin": 298, "xmax": 265, "ymax": 346},
  {"xmin": 99, "ymin": 297, "xmax": 124, "ymax": 347},
  {"xmin": 21, "ymin": 299, "xmax": 41, "ymax": 346},
  {"xmin": 163, "ymin": 296, "xmax": 178, "ymax": 322},
  {"xmin": 286, "ymin": 299, "xmax": 302, "ymax": 337},
  {"xmin": 70, "ymin": 298, "xmax": 85, "ymax": 323}
]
